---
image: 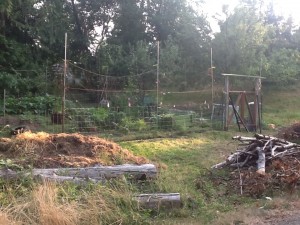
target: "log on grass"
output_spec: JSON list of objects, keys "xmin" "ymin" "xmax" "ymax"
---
[
  {"xmin": 32, "ymin": 164, "xmax": 157, "ymax": 180},
  {"xmin": 133, "ymin": 193, "xmax": 181, "ymax": 210},
  {"xmin": 0, "ymin": 169, "xmax": 19, "ymax": 178},
  {"xmin": 36, "ymin": 174, "xmax": 100, "ymax": 184}
]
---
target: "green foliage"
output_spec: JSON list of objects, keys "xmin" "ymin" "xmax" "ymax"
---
[
  {"xmin": 121, "ymin": 117, "xmax": 148, "ymax": 132},
  {"xmin": 0, "ymin": 72, "xmax": 18, "ymax": 90},
  {"xmin": 4, "ymin": 96, "xmax": 57, "ymax": 115},
  {"xmin": 264, "ymin": 48, "xmax": 300, "ymax": 82},
  {"xmin": 0, "ymin": 159, "xmax": 23, "ymax": 170},
  {"xmin": 213, "ymin": 5, "xmax": 268, "ymax": 75}
]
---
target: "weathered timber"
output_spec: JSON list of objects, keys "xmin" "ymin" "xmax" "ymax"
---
[
  {"xmin": 212, "ymin": 134, "xmax": 300, "ymax": 170},
  {"xmin": 32, "ymin": 164, "xmax": 157, "ymax": 180},
  {"xmin": 0, "ymin": 164, "xmax": 157, "ymax": 183},
  {"xmin": 36, "ymin": 174, "xmax": 100, "ymax": 184},
  {"xmin": 256, "ymin": 147, "xmax": 266, "ymax": 174},
  {"xmin": 133, "ymin": 193, "xmax": 181, "ymax": 210}
]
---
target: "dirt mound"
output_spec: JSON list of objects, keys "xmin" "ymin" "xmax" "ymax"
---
[
  {"xmin": 277, "ymin": 122, "xmax": 300, "ymax": 142},
  {"xmin": 0, "ymin": 132, "xmax": 148, "ymax": 168},
  {"xmin": 225, "ymin": 157, "xmax": 300, "ymax": 197}
]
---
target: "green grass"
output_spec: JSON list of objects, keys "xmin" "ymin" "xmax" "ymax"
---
[
  {"xmin": 119, "ymin": 131, "xmax": 246, "ymax": 224},
  {"xmin": 263, "ymin": 83, "xmax": 300, "ymax": 127}
]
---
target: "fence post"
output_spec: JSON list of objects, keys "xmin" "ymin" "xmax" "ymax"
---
[{"xmin": 3, "ymin": 89, "xmax": 6, "ymax": 124}]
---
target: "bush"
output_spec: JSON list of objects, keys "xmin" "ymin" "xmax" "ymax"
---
[{"xmin": 4, "ymin": 96, "xmax": 57, "ymax": 115}]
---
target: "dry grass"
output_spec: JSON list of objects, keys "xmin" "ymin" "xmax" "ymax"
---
[
  {"xmin": 0, "ymin": 182, "xmax": 79, "ymax": 225},
  {"xmin": 0, "ymin": 132, "xmax": 149, "ymax": 168},
  {"xmin": 16, "ymin": 131, "xmax": 50, "ymax": 141},
  {"xmin": 0, "ymin": 181, "xmax": 142, "ymax": 225},
  {"xmin": 33, "ymin": 183, "xmax": 79, "ymax": 225},
  {"xmin": 0, "ymin": 211, "xmax": 20, "ymax": 225}
]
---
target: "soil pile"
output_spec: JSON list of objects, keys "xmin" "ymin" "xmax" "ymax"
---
[
  {"xmin": 277, "ymin": 122, "xmax": 300, "ymax": 142},
  {"xmin": 0, "ymin": 132, "xmax": 148, "ymax": 168}
]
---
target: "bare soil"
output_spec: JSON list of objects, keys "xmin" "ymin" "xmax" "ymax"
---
[
  {"xmin": 0, "ymin": 132, "xmax": 148, "ymax": 168},
  {"xmin": 277, "ymin": 122, "xmax": 300, "ymax": 142}
]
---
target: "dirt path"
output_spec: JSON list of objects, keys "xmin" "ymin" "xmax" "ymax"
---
[{"xmin": 274, "ymin": 214, "xmax": 300, "ymax": 225}]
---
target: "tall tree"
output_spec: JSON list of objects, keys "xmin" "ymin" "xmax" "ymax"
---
[
  {"xmin": 213, "ymin": 3, "xmax": 268, "ymax": 75},
  {"xmin": 109, "ymin": 0, "xmax": 147, "ymax": 46}
]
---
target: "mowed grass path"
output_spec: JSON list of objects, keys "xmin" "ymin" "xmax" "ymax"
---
[{"xmin": 119, "ymin": 131, "xmax": 237, "ymax": 224}]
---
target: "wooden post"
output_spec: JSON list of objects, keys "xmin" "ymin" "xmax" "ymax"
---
[
  {"xmin": 253, "ymin": 78, "xmax": 261, "ymax": 132},
  {"xmin": 62, "ymin": 33, "xmax": 67, "ymax": 133},
  {"xmin": 156, "ymin": 41, "xmax": 160, "ymax": 117},
  {"xmin": 256, "ymin": 78, "xmax": 262, "ymax": 133},
  {"xmin": 211, "ymin": 47, "xmax": 214, "ymax": 107},
  {"xmin": 3, "ymin": 89, "xmax": 6, "ymax": 124},
  {"xmin": 224, "ymin": 75, "xmax": 229, "ymax": 131},
  {"xmin": 240, "ymin": 92, "xmax": 245, "ymax": 123}
]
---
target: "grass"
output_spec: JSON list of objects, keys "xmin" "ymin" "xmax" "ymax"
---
[
  {"xmin": 263, "ymin": 83, "xmax": 300, "ymax": 127},
  {"xmin": 119, "ymin": 131, "xmax": 245, "ymax": 223}
]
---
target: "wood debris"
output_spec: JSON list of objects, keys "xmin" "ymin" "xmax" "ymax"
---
[
  {"xmin": 210, "ymin": 134, "xmax": 300, "ymax": 196},
  {"xmin": 212, "ymin": 134, "xmax": 300, "ymax": 174}
]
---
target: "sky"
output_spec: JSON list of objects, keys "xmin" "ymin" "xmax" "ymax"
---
[{"xmin": 201, "ymin": 0, "xmax": 300, "ymax": 32}]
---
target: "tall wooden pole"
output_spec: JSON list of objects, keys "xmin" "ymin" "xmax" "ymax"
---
[
  {"xmin": 211, "ymin": 48, "xmax": 214, "ymax": 106},
  {"xmin": 224, "ymin": 75, "xmax": 229, "ymax": 131},
  {"xmin": 3, "ymin": 89, "xmax": 6, "ymax": 124},
  {"xmin": 156, "ymin": 41, "xmax": 160, "ymax": 116},
  {"xmin": 62, "ymin": 33, "xmax": 67, "ymax": 133}
]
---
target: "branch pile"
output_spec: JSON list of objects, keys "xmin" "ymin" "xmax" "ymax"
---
[
  {"xmin": 212, "ymin": 134, "xmax": 300, "ymax": 174},
  {"xmin": 208, "ymin": 134, "xmax": 300, "ymax": 196}
]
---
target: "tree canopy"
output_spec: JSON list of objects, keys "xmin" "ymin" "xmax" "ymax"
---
[{"xmin": 1, "ymin": 0, "xmax": 300, "ymax": 96}]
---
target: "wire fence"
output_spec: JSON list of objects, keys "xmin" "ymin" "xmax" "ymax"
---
[
  {"xmin": 0, "ymin": 90, "xmax": 221, "ymax": 136},
  {"xmin": 0, "ymin": 61, "xmax": 227, "ymax": 135}
]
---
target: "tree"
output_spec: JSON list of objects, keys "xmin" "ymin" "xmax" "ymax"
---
[
  {"xmin": 109, "ymin": 0, "xmax": 148, "ymax": 47},
  {"xmin": 213, "ymin": 3, "xmax": 268, "ymax": 76}
]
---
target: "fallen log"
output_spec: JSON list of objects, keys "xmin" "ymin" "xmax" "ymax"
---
[
  {"xmin": 133, "ymin": 193, "xmax": 181, "ymax": 210},
  {"xmin": 0, "ymin": 164, "xmax": 157, "ymax": 183},
  {"xmin": 32, "ymin": 164, "xmax": 157, "ymax": 180},
  {"xmin": 36, "ymin": 174, "xmax": 100, "ymax": 184}
]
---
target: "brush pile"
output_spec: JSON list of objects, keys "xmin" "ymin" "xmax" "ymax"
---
[
  {"xmin": 212, "ymin": 134, "xmax": 300, "ymax": 174},
  {"xmin": 210, "ymin": 134, "xmax": 300, "ymax": 196}
]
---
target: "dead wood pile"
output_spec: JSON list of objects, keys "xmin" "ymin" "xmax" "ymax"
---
[
  {"xmin": 211, "ymin": 134, "xmax": 300, "ymax": 196},
  {"xmin": 212, "ymin": 134, "xmax": 300, "ymax": 173}
]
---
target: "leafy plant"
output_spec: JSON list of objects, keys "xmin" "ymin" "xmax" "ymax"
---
[{"xmin": 4, "ymin": 96, "xmax": 57, "ymax": 115}]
